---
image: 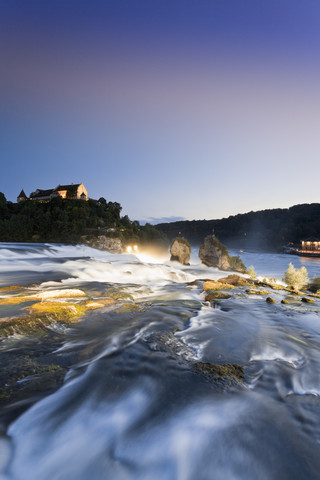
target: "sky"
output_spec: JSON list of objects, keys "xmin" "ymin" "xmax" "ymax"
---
[{"xmin": 1, "ymin": 0, "xmax": 320, "ymax": 224}]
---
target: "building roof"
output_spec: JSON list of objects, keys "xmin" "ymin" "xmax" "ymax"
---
[
  {"xmin": 54, "ymin": 184, "xmax": 81, "ymax": 191},
  {"xmin": 30, "ymin": 188, "xmax": 54, "ymax": 198},
  {"xmin": 29, "ymin": 183, "xmax": 84, "ymax": 199},
  {"xmin": 18, "ymin": 189, "xmax": 27, "ymax": 198},
  {"xmin": 302, "ymin": 236, "xmax": 320, "ymax": 242}
]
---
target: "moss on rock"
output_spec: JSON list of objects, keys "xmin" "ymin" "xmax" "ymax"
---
[
  {"xmin": 266, "ymin": 297, "xmax": 276, "ymax": 304},
  {"xmin": 0, "ymin": 286, "xmax": 23, "ymax": 292},
  {"xmin": 204, "ymin": 291, "xmax": 231, "ymax": 301},
  {"xmin": 218, "ymin": 275, "xmax": 252, "ymax": 287},
  {"xmin": 203, "ymin": 281, "xmax": 235, "ymax": 291},
  {"xmin": 0, "ymin": 352, "xmax": 68, "ymax": 411},
  {"xmin": 194, "ymin": 361, "xmax": 244, "ymax": 381},
  {"xmin": 0, "ymin": 289, "xmax": 86, "ymax": 306},
  {"xmin": 301, "ymin": 297, "xmax": 314, "ymax": 303},
  {"xmin": 246, "ymin": 289, "xmax": 270, "ymax": 295},
  {"xmin": 227, "ymin": 256, "xmax": 247, "ymax": 273},
  {"xmin": 0, "ymin": 300, "xmax": 99, "ymax": 337}
]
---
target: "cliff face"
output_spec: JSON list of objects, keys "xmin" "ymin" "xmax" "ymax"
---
[
  {"xmin": 82, "ymin": 236, "xmax": 123, "ymax": 254},
  {"xmin": 170, "ymin": 237, "xmax": 191, "ymax": 265},
  {"xmin": 199, "ymin": 235, "xmax": 231, "ymax": 270}
]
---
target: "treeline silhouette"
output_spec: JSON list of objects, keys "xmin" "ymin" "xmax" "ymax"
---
[
  {"xmin": 0, "ymin": 193, "xmax": 166, "ymax": 244},
  {"xmin": 155, "ymin": 204, "xmax": 320, "ymax": 251}
]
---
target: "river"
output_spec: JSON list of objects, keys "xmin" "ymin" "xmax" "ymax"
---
[{"xmin": 0, "ymin": 243, "xmax": 320, "ymax": 479}]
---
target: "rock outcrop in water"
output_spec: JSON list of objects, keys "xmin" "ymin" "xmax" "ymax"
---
[
  {"xmin": 199, "ymin": 235, "xmax": 247, "ymax": 272},
  {"xmin": 170, "ymin": 237, "xmax": 191, "ymax": 265},
  {"xmin": 82, "ymin": 235, "xmax": 123, "ymax": 254},
  {"xmin": 199, "ymin": 235, "xmax": 231, "ymax": 270}
]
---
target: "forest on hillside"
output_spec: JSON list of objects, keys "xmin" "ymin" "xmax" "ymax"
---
[
  {"xmin": 155, "ymin": 204, "xmax": 320, "ymax": 251},
  {"xmin": 0, "ymin": 193, "xmax": 166, "ymax": 245}
]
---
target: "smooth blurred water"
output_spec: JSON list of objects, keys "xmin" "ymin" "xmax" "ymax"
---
[
  {"xmin": 228, "ymin": 248, "xmax": 320, "ymax": 279},
  {"xmin": 1, "ymin": 243, "xmax": 320, "ymax": 480}
]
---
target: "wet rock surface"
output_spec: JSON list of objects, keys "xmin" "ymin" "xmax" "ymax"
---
[
  {"xmin": 218, "ymin": 274, "xmax": 252, "ymax": 287},
  {"xmin": 0, "ymin": 332, "xmax": 71, "ymax": 427},
  {"xmin": 199, "ymin": 235, "xmax": 231, "ymax": 270},
  {"xmin": 266, "ymin": 297, "xmax": 276, "ymax": 304},
  {"xmin": 204, "ymin": 291, "xmax": 232, "ymax": 301},
  {"xmin": 203, "ymin": 280, "xmax": 235, "ymax": 291},
  {"xmin": 82, "ymin": 235, "xmax": 123, "ymax": 253},
  {"xmin": 170, "ymin": 237, "xmax": 191, "ymax": 265},
  {"xmin": 194, "ymin": 361, "xmax": 244, "ymax": 382}
]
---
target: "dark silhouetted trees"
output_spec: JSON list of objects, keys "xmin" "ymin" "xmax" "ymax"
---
[
  {"xmin": 0, "ymin": 194, "xmax": 166, "ymax": 245},
  {"xmin": 155, "ymin": 204, "xmax": 320, "ymax": 251}
]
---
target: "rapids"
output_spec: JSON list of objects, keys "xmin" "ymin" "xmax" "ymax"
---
[{"xmin": 0, "ymin": 243, "xmax": 320, "ymax": 479}]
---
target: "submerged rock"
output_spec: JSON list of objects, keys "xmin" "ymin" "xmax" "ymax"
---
[
  {"xmin": 266, "ymin": 297, "xmax": 276, "ymax": 304},
  {"xmin": 194, "ymin": 361, "xmax": 244, "ymax": 381},
  {"xmin": 204, "ymin": 291, "xmax": 231, "ymax": 301},
  {"xmin": 0, "ymin": 299, "xmax": 106, "ymax": 337},
  {"xmin": 301, "ymin": 297, "xmax": 314, "ymax": 303},
  {"xmin": 246, "ymin": 288, "xmax": 270, "ymax": 295},
  {"xmin": 170, "ymin": 237, "xmax": 191, "ymax": 265}
]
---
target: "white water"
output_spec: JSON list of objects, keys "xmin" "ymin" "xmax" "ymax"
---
[{"xmin": 1, "ymin": 243, "xmax": 320, "ymax": 480}]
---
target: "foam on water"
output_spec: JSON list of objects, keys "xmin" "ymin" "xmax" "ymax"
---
[
  {"xmin": 250, "ymin": 344, "xmax": 306, "ymax": 369},
  {"xmin": 0, "ymin": 243, "xmax": 232, "ymax": 291}
]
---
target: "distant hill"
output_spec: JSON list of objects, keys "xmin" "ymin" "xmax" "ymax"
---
[{"xmin": 155, "ymin": 204, "xmax": 320, "ymax": 251}]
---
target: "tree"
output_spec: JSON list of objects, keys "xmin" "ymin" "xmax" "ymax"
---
[
  {"xmin": 66, "ymin": 185, "xmax": 78, "ymax": 199},
  {"xmin": 283, "ymin": 263, "xmax": 308, "ymax": 290},
  {"xmin": 121, "ymin": 215, "xmax": 131, "ymax": 228},
  {"xmin": 98, "ymin": 197, "xmax": 107, "ymax": 206},
  {"xmin": 0, "ymin": 192, "xmax": 6, "ymax": 207},
  {"xmin": 0, "ymin": 192, "xmax": 8, "ymax": 219},
  {"xmin": 248, "ymin": 265, "xmax": 257, "ymax": 280},
  {"xmin": 107, "ymin": 202, "xmax": 122, "ymax": 224}
]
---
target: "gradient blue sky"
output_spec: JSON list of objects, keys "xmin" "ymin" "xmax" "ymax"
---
[{"xmin": 1, "ymin": 0, "xmax": 320, "ymax": 223}]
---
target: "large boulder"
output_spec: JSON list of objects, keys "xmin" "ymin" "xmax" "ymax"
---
[
  {"xmin": 199, "ymin": 235, "xmax": 231, "ymax": 270},
  {"xmin": 82, "ymin": 235, "xmax": 123, "ymax": 254},
  {"xmin": 170, "ymin": 237, "xmax": 191, "ymax": 265}
]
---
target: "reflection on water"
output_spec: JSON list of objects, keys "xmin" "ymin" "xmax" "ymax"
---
[{"xmin": 1, "ymin": 243, "xmax": 320, "ymax": 479}]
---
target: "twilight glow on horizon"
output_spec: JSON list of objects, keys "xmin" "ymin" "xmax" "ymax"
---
[{"xmin": 1, "ymin": 0, "xmax": 320, "ymax": 224}]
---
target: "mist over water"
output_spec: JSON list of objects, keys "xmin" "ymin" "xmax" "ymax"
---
[{"xmin": 1, "ymin": 243, "xmax": 320, "ymax": 479}]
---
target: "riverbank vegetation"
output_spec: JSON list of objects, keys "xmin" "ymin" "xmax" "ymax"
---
[
  {"xmin": 155, "ymin": 203, "xmax": 320, "ymax": 251},
  {"xmin": 283, "ymin": 263, "xmax": 309, "ymax": 290},
  {"xmin": 0, "ymin": 193, "xmax": 166, "ymax": 245}
]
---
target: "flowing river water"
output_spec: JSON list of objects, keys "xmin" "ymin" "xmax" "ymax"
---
[{"xmin": 0, "ymin": 243, "xmax": 320, "ymax": 479}]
